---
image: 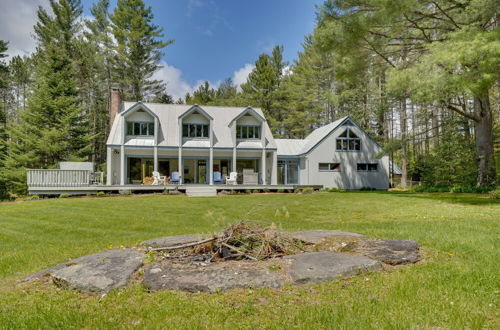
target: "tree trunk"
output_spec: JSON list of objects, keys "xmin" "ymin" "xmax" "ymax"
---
[
  {"xmin": 473, "ymin": 94, "xmax": 496, "ymax": 186},
  {"xmin": 400, "ymin": 99, "xmax": 408, "ymax": 188}
]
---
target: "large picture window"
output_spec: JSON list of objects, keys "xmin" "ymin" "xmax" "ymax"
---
[
  {"xmin": 182, "ymin": 123, "xmax": 209, "ymax": 138},
  {"xmin": 357, "ymin": 163, "xmax": 378, "ymax": 172},
  {"xmin": 336, "ymin": 128, "xmax": 361, "ymax": 151},
  {"xmin": 126, "ymin": 122, "xmax": 154, "ymax": 136},
  {"xmin": 236, "ymin": 125, "xmax": 261, "ymax": 139}
]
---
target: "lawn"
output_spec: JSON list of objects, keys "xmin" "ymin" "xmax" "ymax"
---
[{"xmin": 0, "ymin": 192, "xmax": 498, "ymax": 329}]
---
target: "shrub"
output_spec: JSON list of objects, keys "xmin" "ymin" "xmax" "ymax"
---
[
  {"xmin": 263, "ymin": 188, "xmax": 270, "ymax": 193},
  {"xmin": 119, "ymin": 190, "xmax": 132, "ymax": 195},
  {"xmin": 59, "ymin": 193, "xmax": 70, "ymax": 198},
  {"xmin": 96, "ymin": 191, "xmax": 106, "ymax": 197},
  {"xmin": 252, "ymin": 189, "xmax": 259, "ymax": 194},
  {"xmin": 359, "ymin": 187, "xmax": 376, "ymax": 191},
  {"xmin": 327, "ymin": 187, "xmax": 345, "ymax": 192},
  {"xmin": 489, "ymin": 190, "xmax": 499, "ymax": 199},
  {"xmin": 277, "ymin": 189, "xmax": 285, "ymax": 193},
  {"xmin": 245, "ymin": 189, "xmax": 252, "ymax": 194},
  {"xmin": 25, "ymin": 195, "xmax": 40, "ymax": 201},
  {"xmin": 302, "ymin": 187, "xmax": 314, "ymax": 194},
  {"xmin": 294, "ymin": 188, "xmax": 302, "ymax": 193}
]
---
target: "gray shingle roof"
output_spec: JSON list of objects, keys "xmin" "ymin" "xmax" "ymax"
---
[{"xmin": 107, "ymin": 102, "xmax": 276, "ymax": 149}]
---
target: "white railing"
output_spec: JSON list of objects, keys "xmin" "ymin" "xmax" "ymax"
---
[{"xmin": 27, "ymin": 169, "xmax": 103, "ymax": 187}]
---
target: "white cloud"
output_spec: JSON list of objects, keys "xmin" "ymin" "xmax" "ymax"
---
[
  {"xmin": 0, "ymin": 0, "xmax": 45, "ymax": 59},
  {"xmin": 232, "ymin": 63, "xmax": 254, "ymax": 91}
]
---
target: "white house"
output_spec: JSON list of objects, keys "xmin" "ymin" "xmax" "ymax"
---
[{"xmin": 105, "ymin": 89, "xmax": 389, "ymax": 190}]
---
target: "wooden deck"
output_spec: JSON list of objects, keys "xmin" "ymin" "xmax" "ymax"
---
[{"xmin": 28, "ymin": 184, "xmax": 323, "ymax": 195}]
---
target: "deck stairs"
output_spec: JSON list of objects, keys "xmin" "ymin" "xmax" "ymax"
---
[{"xmin": 185, "ymin": 185, "xmax": 217, "ymax": 197}]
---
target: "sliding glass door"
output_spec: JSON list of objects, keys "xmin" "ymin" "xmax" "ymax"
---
[{"xmin": 277, "ymin": 159, "xmax": 299, "ymax": 184}]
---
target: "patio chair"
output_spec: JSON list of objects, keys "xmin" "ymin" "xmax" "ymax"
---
[
  {"xmin": 213, "ymin": 171, "xmax": 223, "ymax": 184},
  {"xmin": 152, "ymin": 171, "xmax": 166, "ymax": 185},
  {"xmin": 225, "ymin": 172, "xmax": 237, "ymax": 185},
  {"xmin": 171, "ymin": 171, "xmax": 181, "ymax": 184}
]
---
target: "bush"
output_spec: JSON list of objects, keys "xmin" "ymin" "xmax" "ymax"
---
[
  {"xmin": 489, "ymin": 190, "xmax": 499, "ymax": 199},
  {"xmin": 294, "ymin": 188, "xmax": 302, "ymax": 193},
  {"xmin": 59, "ymin": 193, "xmax": 70, "ymax": 198},
  {"xmin": 252, "ymin": 189, "xmax": 259, "ymax": 194},
  {"xmin": 263, "ymin": 188, "xmax": 270, "ymax": 193},
  {"xmin": 245, "ymin": 189, "xmax": 252, "ymax": 194},
  {"xmin": 451, "ymin": 185, "xmax": 495, "ymax": 193},
  {"xmin": 25, "ymin": 195, "xmax": 40, "ymax": 201},
  {"xmin": 277, "ymin": 189, "xmax": 285, "ymax": 193},
  {"xmin": 326, "ymin": 187, "xmax": 345, "ymax": 192},
  {"xmin": 96, "ymin": 191, "xmax": 106, "ymax": 197},
  {"xmin": 359, "ymin": 187, "xmax": 376, "ymax": 191},
  {"xmin": 302, "ymin": 188, "xmax": 314, "ymax": 194}
]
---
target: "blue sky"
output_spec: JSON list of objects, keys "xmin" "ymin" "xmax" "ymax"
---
[{"xmin": 1, "ymin": 0, "xmax": 324, "ymax": 99}]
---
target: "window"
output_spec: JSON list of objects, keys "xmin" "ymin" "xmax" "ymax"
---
[
  {"xmin": 319, "ymin": 163, "xmax": 341, "ymax": 171},
  {"xmin": 357, "ymin": 163, "xmax": 378, "ymax": 172},
  {"xmin": 126, "ymin": 121, "xmax": 154, "ymax": 136},
  {"xmin": 336, "ymin": 128, "xmax": 361, "ymax": 151},
  {"xmin": 236, "ymin": 125, "xmax": 261, "ymax": 139},
  {"xmin": 182, "ymin": 123, "xmax": 209, "ymax": 138}
]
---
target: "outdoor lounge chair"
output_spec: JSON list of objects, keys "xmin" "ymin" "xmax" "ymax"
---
[
  {"xmin": 213, "ymin": 171, "xmax": 223, "ymax": 184},
  {"xmin": 171, "ymin": 171, "xmax": 181, "ymax": 184},
  {"xmin": 225, "ymin": 172, "xmax": 237, "ymax": 185},
  {"xmin": 152, "ymin": 171, "xmax": 166, "ymax": 185}
]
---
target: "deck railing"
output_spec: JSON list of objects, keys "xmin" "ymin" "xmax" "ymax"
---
[{"xmin": 27, "ymin": 169, "xmax": 103, "ymax": 187}]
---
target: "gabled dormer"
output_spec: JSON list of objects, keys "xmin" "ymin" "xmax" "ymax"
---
[
  {"xmin": 229, "ymin": 107, "xmax": 266, "ymax": 146},
  {"xmin": 120, "ymin": 102, "xmax": 159, "ymax": 145},
  {"xmin": 178, "ymin": 105, "xmax": 213, "ymax": 145}
]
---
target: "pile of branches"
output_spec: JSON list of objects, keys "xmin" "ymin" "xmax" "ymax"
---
[{"xmin": 151, "ymin": 221, "xmax": 303, "ymax": 262}]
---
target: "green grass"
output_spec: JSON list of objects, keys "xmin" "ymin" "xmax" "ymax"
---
[{"xmin": 0, "ymin": 192, "xmax": 498, "ymax": 329}]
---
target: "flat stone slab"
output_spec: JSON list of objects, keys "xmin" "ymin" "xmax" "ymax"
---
[
  {"xmin": 47, "ymin": 249, "xmax": 144, "ymax": 294},
  {"xmin": 353, "ymin": 240, "xmax": 421, "ymax": 265},
  {"xmin": 291, "ymin": 230, "xmax": 364, "ymax": 244},
  {"xmin": 144, "ymin": 262, "xmax": 284, "ymax": 293},
  {"xmin": 140, "ymin": 234, "xmax": 210, "ymax": 248},
  {"xmin": 285, "ymin": 252, "xmax": 382, "ymax": 284}
]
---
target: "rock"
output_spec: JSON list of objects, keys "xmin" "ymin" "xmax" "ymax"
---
[
  {"xmin": 144, "ymin": 262, "xmax": 283, "ymax": 293},
  {"xmin": 285, "ymin": 252, "xmax": 382, "ymax": 284},
  {"xmin": 353, "ymin": 240, "xmax": 421, "ymax": 265},
  {"xmin": 140, "ymin": 234, "xmax": 210, "ymax": 248},
  {"xmin": 291, "ymin": 230, "xmax": 364, "ymax": 244},
  {"xmin": 50, "ymin": 249, "xmax": 144, "ymax": 294}
]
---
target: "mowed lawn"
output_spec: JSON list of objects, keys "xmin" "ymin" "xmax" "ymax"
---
[{"xmin": 0, "ymin": 192, "xmax": 498, "ymax": 329}]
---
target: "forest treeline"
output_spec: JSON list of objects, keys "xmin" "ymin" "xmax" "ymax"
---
[{"xmin": 0, "ymin": 0, "xmax": 498, "ymax": 198}]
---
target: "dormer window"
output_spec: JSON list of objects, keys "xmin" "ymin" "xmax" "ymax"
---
[
  {"xmin": 336, "ymin": 128, "xmax": 361, "ymax": 151},
  {"xmin": 237, "ymin": 125, "xmax": 260, "ymax": 139},
  {"xmin": 127, "ymin": 121, "xmax": 154, "ymax": 136},
  {"xmin": 183, "ymin": 123, "xmax": 209, "ymax": 138}
]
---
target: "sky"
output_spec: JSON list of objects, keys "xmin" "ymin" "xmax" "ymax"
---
[{"xmin": 0, "ymin": 0, "xmax": 324, "ymax": 99}]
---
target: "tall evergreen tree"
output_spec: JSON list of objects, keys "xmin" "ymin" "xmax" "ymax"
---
[
  {"xmin": 0, "ymin": 40, "xmax": 9, "ymax": 198},
  {"xmin": 109, "ymin": 0, "xmax": 173, "ymax": 101},
  {"xmin": 2, "ymin": 0, "xmax": 92, "ymax": 194}
]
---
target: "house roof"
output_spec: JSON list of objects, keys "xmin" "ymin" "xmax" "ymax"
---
[
  {"xmin": 107, "ymin": 102, "xmax": 276, "ymax": 149},
  {"xmin": 275, "ymin": 117, "xmax": 348, "ymax": 156}
]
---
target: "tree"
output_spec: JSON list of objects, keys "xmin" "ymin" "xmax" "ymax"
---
[
  {"xmin": 152, "ymin": 90, "xmax": 174, "ymax": 104},
  {"xmin": 2, "ymin": 0, "xmax": 92, "ymax": 194},
  {"xmin": 109, "ymin": 0, "xmax": 173, "ymax": 101},
  {"xmin": 0, "ymin": 40, "xmax": 8, "ymax": 197},
  {"xmin": 317, "ymin": 0, "xmax": 499, "ymax": 186}
]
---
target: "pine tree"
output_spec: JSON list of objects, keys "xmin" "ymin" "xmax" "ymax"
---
[
  {"xmin": 109, "ymin": 0, "xmax": 173, "ymax": 101},
  {"xmin": 1, "ymin": 0, "xmax": 92, "ymax": 194},
  {"xmin": 0, "ymin": 40, "xmax": 9, "ymax": 198}
]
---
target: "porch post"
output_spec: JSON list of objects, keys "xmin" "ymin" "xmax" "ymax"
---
[
  {"xmin": 209, "ymin": 148, "xmax": 214, "ymax": 185},
  {"xmin": 261, "ymin": 149, "xmax": 267, "ymax": 185},
  {"xmin": 232, "ymin": 147, "xmax": 237, "ymax": 173},
  {"xmin": 153, "ymin": 146, "xmax": 158, "ymax": 173},
  {"xmin": 178, "ymin": 147, "xmax": 182, "ymax": 184},
  {"xmin": 271, "ymin": 151, "xmax": 277, "ymax": 185},
  {"xmin": 106, "ymin": 147, "xmax": 112, "ymax": 185},
  {"xmin": 120, "ymin": 145, "xmax": 125, "ymax": 185}
]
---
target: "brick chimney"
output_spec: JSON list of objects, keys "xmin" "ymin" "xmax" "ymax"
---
[{"xmin": 110, "ymin": 88, "xmax": 122, "ymax": 128}]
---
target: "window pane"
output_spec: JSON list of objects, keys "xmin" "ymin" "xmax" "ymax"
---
[
  {"xmin": 189, "ymin": 124, "xmax": 196, "ymax": 137},
  {"xmin": 330, "ymin": 163, "xmax": 341, "ymax": 171},
  {"xmin": 287, "ymin": 162, "xmax": 298, "ymax": 184},
  {"xmin": 203, "ymin": 124, "xmax": 208, "ymax": 137},
  {"xmin": 348, "ymin": 129, "xmax": 359, "ymax": 138},
  {"xmin": 339, "ymin": 129, "xmax": 348, "ymax": 138},
  {"xmin": 140, "ymin": 123, "xmax": 148, "ymax": 135},
  {"xmin": 336, "ymin": 139, "xmax": 342, "ymax": 150},
  {"xmin": 183, "ymin": 124, "xmax": 189, "ymax": 137},
  {"xmin": 127, "ymin": 122, "xmax": 133, "ymax": 135},
  {"xmin": 357, "ymin": 163, "xmax": 367, "ymax": 171},
  {"xmin": 342, "ymin": 140, "xmax": 348, "ymax": 150},
  {"xmin": 353, "ymin": 139, "xmax": 361, "ymax": 150},
  {"xmin": 368, "ymin": 163, "xmax": 378, "ymax": 171},
  {"xmin": 196, "ymin": 124, "xmax": 202, "ymax": 137},
  {"xmin": 134, "ymin": 122, "xmax": 140, "ymax": 135},
  {"xmin": 236, "ymin": 126, "xmax": 241, "ymax": 138},
  {"xmin": 148, "ymin": 123, "xmax": 154, "ymax": 136},
  {"xmin": 319, "ymin": 163, "xmax": 329, "ymax": 171},
  {"xmin": 255, "ymin": 126, "xmax": 260, "ymax": 138}
]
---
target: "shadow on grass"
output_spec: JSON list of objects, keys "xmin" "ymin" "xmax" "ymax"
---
[{"xmin": 385, "ymin": 191, "xmax": 499, "ymax": 206}]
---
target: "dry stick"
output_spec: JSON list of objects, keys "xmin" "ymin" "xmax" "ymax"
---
[
  {"xmin": 149, "ymin": 237, "xmax": 216, "ymax": 252},
  {"xmin": 221, "ymin": 242, "xmax": 258, "ymax": 261}
]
